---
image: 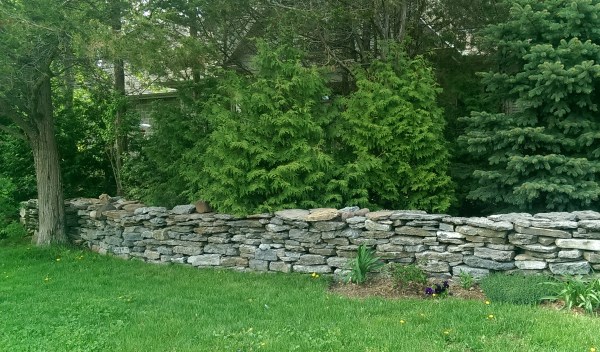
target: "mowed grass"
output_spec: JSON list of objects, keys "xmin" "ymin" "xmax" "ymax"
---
[{"xmin": 1, "ymin": 241, "xmax": 599, "ymax": 352}]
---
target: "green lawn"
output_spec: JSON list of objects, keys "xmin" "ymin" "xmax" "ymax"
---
[{"xmin": 1, "ymin": 240, "xmax": 599, "ymax": 352}]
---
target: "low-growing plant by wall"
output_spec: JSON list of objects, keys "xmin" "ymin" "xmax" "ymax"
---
[{"xmin": 20, "ymin": 197, "xmax": 600, "ymax": 279}]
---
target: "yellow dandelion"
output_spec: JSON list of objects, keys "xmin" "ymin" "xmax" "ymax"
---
[
  {"xmin": 443, "ymin": 329, "xmax": 451, "ymax": 335},
  {"xmin": 432, "ymin": 293, "xmax": 437, "ymax": 297},
  {"xmin": 44, "ymin": 276, "xmax": 50, "ymax": 282},
  {"xmin": 591, "ymin": 348, "xmax": 596, "ymax": 352},
  {"xmin": 400, "ymin": 320, "xmax": 406, "ymax": 324},
  {"xmin": 56, "ymin": 258, "xmax": 61, "ymax": 262},
  {"xmin": 485, "ymin": 300, "xmax": 491, "ymax": 305},
  {"xmin": 488, "ymin": 314, "xmax": 494, "ymax": 319}
]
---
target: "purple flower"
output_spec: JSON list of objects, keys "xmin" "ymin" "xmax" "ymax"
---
[{"xmin": 425, "ymin": 287, "xmax": 434, "ymax": 295}]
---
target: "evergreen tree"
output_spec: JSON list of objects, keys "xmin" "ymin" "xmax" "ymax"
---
[
  {"xmin": 461, "ymin": 0, "xmax": 600, "ymax": 212},
  {"xmin": 337, "ymin": 47, "xmax": 455, "ymax": 213},
  {"xmin": 187, "ymin": 43, "xmax": 340, "ymax": 215}
]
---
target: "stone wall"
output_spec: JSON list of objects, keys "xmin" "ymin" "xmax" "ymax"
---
[{"xmin": 20, "ymin": 198, "xmax": 600, "ymax": 279}]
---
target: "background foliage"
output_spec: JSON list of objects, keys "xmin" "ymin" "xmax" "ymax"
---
[{"xmin": 7, "ymin": 0, "xmax": 600, "ymax": 224}]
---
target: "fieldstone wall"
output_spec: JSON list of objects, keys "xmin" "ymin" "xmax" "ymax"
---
[{"xmin": 20, "ymin": 198, "xmax": 600, "ymax": 279}]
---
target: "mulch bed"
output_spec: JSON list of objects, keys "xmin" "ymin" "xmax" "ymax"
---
[{"xmin": 329, "ymin": 277, "xmax": 487, "ymax": 301}]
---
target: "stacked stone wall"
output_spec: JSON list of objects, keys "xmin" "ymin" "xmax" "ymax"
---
[{"xmin": 20, "ymin": 198, "xmax": 600, "ymax": 278}]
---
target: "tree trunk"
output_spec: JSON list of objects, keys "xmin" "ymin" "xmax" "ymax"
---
[
  {"xmin": 30, "ymin": 75, "xmax": 67, "ymax": 246},
  {"xmin": 113, "ymin": 57, "xmax": 126, "ymax": 196},
  {"xmin": 112, "ymin": 3, "xmax": 126, "ymax": 196}
]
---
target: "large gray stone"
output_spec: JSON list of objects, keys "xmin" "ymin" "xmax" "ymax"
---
[
  {"xmin": 534, "ymin": 212, "xmax": 576, "ymax": 221},
  {"xmin": 395, "ymin": 226, "xmax": 434, "ymax": 237},
  {"xmin": 452, "ymin": 265, "xmax": 490, "ymax": 279},
  {"xmin": 293, "ymin": 265, "xmax": 332, "ymax": 273},
  {"xmin": 291, "ymin": 229, "xmax": 322, "ymax": 244},
  {"xmin": 275, "ymin": 209, "xmax": 309, "ymax": 221},
  {"xmin": 194, "ymin": 226, "xmax": 230, "ymax": 235},
  {"xmin": 189, "ymin": 254, "xmax": 221, "ymax": 266},
  {"xmin": 229, "ymin": 220, "xmax": 264, "ymax": 228},
  {"xmin": 517, "ymin": 244, "xmax": 558, "ymax": 253},
  {"xmin": 327, "ymin": 257, "xmax": 350, "ymax": 268},
  {"xmin": 173, "ymin": 245, "xmax": 203, "ymax": 256},
  {"xmin": 390, "ymin": 211, "xmax": 446, "ymax": 221},
  {"xmin": 297, "ymin": 254, "xmax": 326, "ymax": 265},
  {"xmin": 221, "ymin": 257, "xmax": 248, "ymax": 267},
  {"xmin": 311, "ymin": 221, "xmax": 346, "ymax": 232},
  {"xmin": 362, "ymin": 230, "xmax": 394, "ymax": 239},
  {"xmin": 365, "ymin": 219, "xmax": 392, "ymax": 232},
  {"xmin": 466, "ymin": 217, "xmax": 513, "ymax": 231},
  {"xmin": 573, "ymin": 211, "xmax": 600, "ymax": 220},
  {"xmin": 515, "ymin": 261, "xmax": 547, "ymax": 270},
  {"xmin": 549, "ymin": 261, "xmax": 591, "ymax": 275},
  {"xmin": 529, "ymin": 219, "xmax": 578, "ymax": 229},
  {"xmin": 249, "ymin": 259, "xmax": 268, "ymax": 271},
  {"xmin": 415, "ymin": 251, "xmax": 462, "ymax": 264},
  {"xmin": 390, "ymin": 236, "xmax": 423, "ymax": 246},
  {"xmin": 578, "ymin": 220, "xmax": 600, "ymax": 231},
  {"xmin": 419, "ymin": 260, "xmax": 449, "ymax": 273},
  {"xmin": 558, "ymin": 249, "xmax": 582, "ymax": 259},
  {"xmin": 171, "ymin": 204, "xmax": 196, "ymax": 215},
  {"xmin": 456, "ymin": 225, "xmax": 507, "ymax": 238},
  {"xmin": 486, "ymin": 243, "xmax": 515, "ymax": 251},
  {"xmin": 269, "ymin": 261, "xmax": 292, "ymax": 272},
  {"xmin": 474, "ymin": 247, "xmax": 515, "ymax": 262},
  {"xmin": 573, "ymin": 231, "xmax": 600, "ymax": 239},
  {"xmin": 583, "ymin": 252, "xmax": 600, "ymax": 263},
  {"xmin": 508, "ymin": 233, "xmax": 537, "ymax": 245},
  {"xmin": 463, "ymin": 256, "xmax": 515, "ymax": 270},
  {"xmin": 345, "ymin": 216, "xmax": 366, "ymax": 225},
  {"xmin": 204, "ymin": 244, "xmax": 238, "ymax": 256},
  {"xmin": 255, "ymin": 248, "xmax": 278, "ymax": 261},
  {"xmin": 488, "ymin": 213, "xmax": 532, "ymax": 223},
  {"xmin": 265, "ymin": 224, "xmax": 290, "ymax": 232},
  {"xmin": 377, "ymin": 243, "xmax": 404, "ymax": 252},
  {"xmin": 556, "ymin": 239, "xmax": 600, "ymax": 251},
  {"xmin": 514, "ymin": 225, "xmax": 571, "ymax": 239},
  {"xmin": 436, "ymin": 231, "xmax": 465, "ymax": 244}
]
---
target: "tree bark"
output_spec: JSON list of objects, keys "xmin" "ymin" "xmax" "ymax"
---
[
  {"xmin": 113, "ymin": 57, "xmax": 126, "ymax": 196},
  {"xmin": 112, "ymin": 2, "xmax": 126, "ymax": 196},
  {"xmin": 29, "ymin": 75, "xmax": 67, "ymax": 246}
]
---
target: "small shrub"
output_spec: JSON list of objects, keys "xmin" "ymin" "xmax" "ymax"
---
[
  {"xmin": 544, "ymin": 276, "xmax": 600, "ymax": 314},
  {"xmin": 347, "ymin": 245, "xmax": 383, "ymax": 285},
  {"xmin": 458, "ymin": 271, "xmax": 475, "ymax": 289},
  {"xmin": 480, "ymin": 273, "xmax": 555, "ymax": 305},
  {"xmin": 390, "ymin": 263, "xmax": 427, "ymax": 287},
  {"xmin": 0, "ymin": 221, "xmax": 27, "ymax": 240}
]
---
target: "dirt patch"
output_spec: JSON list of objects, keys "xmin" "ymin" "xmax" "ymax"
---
[{"xmin": 329, "ymin": 277, "xmax": 487, "ymax": 301}]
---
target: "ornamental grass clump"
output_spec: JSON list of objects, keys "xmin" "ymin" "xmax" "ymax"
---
[
  {"xmin": 481, "ymin": 273, "xmax": 554, "ymax": 306},
  {"xmin": 347, "ymin": 245, "xmax": 383, "ymax": 285}
]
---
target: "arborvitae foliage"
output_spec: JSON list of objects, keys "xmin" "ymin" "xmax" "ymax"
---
[
  {"xmin": 337, "ymin": 48, "xmax": 455, "ymax": 213},
  {"xmin": 187, "ymin": 42, "xmax": 340, "ymax": 215},
  {"xmin": 122, "ymin": 80, "xmax": 216, "ymax": 208},
  {"xmin": 460, "ymin": 0, "xmax": 600, "ymax": 212}
]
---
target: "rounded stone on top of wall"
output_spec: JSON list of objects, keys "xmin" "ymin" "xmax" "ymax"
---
[{"xmin": 171, "ymin": 204, "xmax": 196, "ymax": 215}]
